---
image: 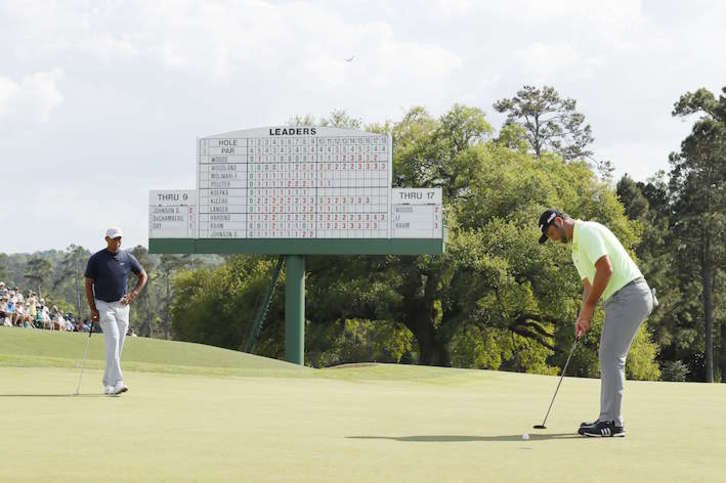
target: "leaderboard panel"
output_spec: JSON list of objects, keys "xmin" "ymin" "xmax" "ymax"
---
[
  {"xmin": 198, "ymin": 138, "xmax": 248, "ymax": 238},
  {"xmin": 149, "ymin": 127, "xmax": 445, "ymax": 253},
  {"xmin": 391, "ymin": 188, "xmax": 443, "ymax": 239},
  {"xmin": 196, "ymin": 127, "xmax": 392, "ymax": 239},
  {"xmin": 149, "ymin": 190, "xmax": 197, "ymax": 239}
]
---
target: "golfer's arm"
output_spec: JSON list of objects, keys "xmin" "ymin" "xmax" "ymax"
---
[
  {"xmin": 584, "ymin": 256, "xmax": 612, "ymax": 307},
  {"xmin": 131, "ymin": 269, "xmax": 148, "ymax": 296},
  {"xmin": 582, "ymin": 279, "xmax": 592, "ymax": 306},
  {"xmin": 84, "ymin": 278, "xmax": 96, "ymax": 311}
]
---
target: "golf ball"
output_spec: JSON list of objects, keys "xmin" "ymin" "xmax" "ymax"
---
[{"xmin": 522, "ymin": 433, "xmax": 530, "ymax": 440}]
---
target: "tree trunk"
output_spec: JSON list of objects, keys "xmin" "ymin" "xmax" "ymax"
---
[
  {"xmin": 75, "ymin": 259, "xmax": 83, "ymax": 319},
  {"xmin": 399, "ymin": 268, "xmax": 450, "ymax": 366},
  {"xmin": 416, "ymin": 331, "xmax": 451, "ymax": 366},
  {"xmin": 720, "ymin": 322, "xmax": 726, "ymax": 384},
  {"xmin": 703, "ymin": 233, "xmax": 713, "ymax": 383},
  {"xmin": 142, "ymin": 291, "xmax": 152, "ymax": 337},
  {"xmin": 165, "ymin": 275, "xmax": 171, "ymax": 340}
]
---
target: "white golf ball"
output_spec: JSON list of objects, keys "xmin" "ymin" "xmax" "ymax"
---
[{"xmin": 522, "ymin": 433, "xmax": 530, "ymax": 440}]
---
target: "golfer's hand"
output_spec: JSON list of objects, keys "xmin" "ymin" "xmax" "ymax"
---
[
  {"xmin": 90, "ymin": 308, "xmax": 99, "ymax": 323},
  {"xmin": 120, "ymin": 292, "xmax": 136, "ymax": 306},
  {"xmin": 575, "ymin": 318, "xmax": 591, "ymax": 339},
  {"xmin": 575, "ymin": 303, "xmax": 595, "ymax": 339}
]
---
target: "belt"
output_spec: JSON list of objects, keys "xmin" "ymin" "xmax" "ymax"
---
[{"xmin": 611, "ymin": 276, "xmax": 644, "ymax": 299}]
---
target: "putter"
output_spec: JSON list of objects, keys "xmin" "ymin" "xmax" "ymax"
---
[
  {"xmin": 533, "ymin": 338, "xmax": 578, "ymax": 430},
  {"xmin": 74, "ymin": 322, "xmax": 94, "ymax": 396}
]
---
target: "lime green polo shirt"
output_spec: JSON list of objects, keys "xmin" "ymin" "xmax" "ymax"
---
[{"xmin": 571, "ymin": 220, "xmax": 642, "ymax": 301}]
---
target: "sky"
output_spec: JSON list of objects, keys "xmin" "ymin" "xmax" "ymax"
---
[{"xmin": 1, "ymin": 0, "xmax": 725, "ymax": 254}]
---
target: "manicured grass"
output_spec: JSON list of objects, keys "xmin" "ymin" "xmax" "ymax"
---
[
  {"xmin": 0, "ymin": 328, "xmax": 309, "ymax": 377},
  {"xmin": 1, "ymin": 329, "xmax": 724, "ymax": 482}
]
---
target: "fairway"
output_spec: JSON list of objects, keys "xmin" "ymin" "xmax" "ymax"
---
[{"xmin": 1, "ymin": 330, "xmax": 724, "ymax": 482}]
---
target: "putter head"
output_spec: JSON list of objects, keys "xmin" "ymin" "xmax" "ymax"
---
[{"xmin": 533, "ymin": 424, "xmax": 547, "ymax": 429}]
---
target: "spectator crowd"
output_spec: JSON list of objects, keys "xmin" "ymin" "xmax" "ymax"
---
[{"xmin": 0, "ymin": 281, "xmax": 93, "ymax": 332}]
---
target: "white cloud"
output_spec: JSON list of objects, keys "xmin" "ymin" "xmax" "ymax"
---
[
  {"xmin": 0, "ymin": 0, "xmax": 725, "ymax": 253},
  {"xmin": 0, "ymin": 69, "xmax": 64, "ymax": 123},
  {"xmin": 2, "ymin": 1, "xmax": 462, "ymax": 86},
  {"xmin": 128, "ymin": 2, "xmax": 463, "ymax": 89},
  {"xmin": 515, "ymin": 42, "xmax": 580, "ymax": 81}
]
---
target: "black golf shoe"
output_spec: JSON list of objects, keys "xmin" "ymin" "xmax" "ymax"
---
[
  {"xmin": 580, "ymin": 419, "xmax": 599, "ymax": 428},
  {"xmin": 578, "ymin": 420, "xmax": 625, "ymax": 437}
]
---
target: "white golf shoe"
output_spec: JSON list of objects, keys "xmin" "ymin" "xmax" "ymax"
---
[
  {"xmin": 104, "ymin": 385, "xmax": 114, "ymax": 395},
  {"xmin": 112, "ymin": 382, "xmax": 128, "ymax": 395}
]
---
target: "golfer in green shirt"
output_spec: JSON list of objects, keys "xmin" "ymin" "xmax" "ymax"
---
[{"xmin": 538, "ymin": 209, "xmax": 657, "ymax": 437}]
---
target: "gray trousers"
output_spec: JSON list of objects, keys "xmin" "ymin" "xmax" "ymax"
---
[
  {"xmin": 96, "ymin": 299, "xmax": 130, "ymax": 388},
  {"xmin": 599, "ymin": 278, "xmax": 655, "ymax": 426}
]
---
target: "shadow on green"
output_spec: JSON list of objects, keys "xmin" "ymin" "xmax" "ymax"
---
[
  {"xmin": 0, "ymin": 393, "xmax": 106, "ymax": 397},
  {"xmin": 347, "ymin": 433, "xmax": 580, "ymax": 442}
]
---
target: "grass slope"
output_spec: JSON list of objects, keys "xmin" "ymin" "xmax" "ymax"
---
[
  {"xmin": 1, "ymin": 328, "xmax": 724, "ymax": 482},
  {"xmin": 0, "ymin": 328, "xmax": 308, "ymax": 376}
]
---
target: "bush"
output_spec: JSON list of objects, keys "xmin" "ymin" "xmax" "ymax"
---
[
  {"xmin": 660, "ymin": 360, "xmax": 689, "ymax": 382},
  {"xmin": 450, "ymin": 324, "xmax": 557, "ymax": 375},
  {"xmin": 306, "ymin": 319, "xmax": 415, "ymax": 368},
  {"xmin": 625, "ymin": 323, "xmax": 661, "ymax": 381}
]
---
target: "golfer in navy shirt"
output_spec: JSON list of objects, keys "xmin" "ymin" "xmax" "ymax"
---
[{"xmin": 85, "ymin": 227, "xmax": 147, "ymax": 395}]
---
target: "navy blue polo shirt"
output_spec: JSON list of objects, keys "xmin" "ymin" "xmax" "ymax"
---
[{"xmin": 85, "ymin": 249, "xmax": 143, "ymax": 302}]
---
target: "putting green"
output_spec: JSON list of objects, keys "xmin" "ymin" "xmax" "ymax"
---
[{"xmin": 0, "ymin": 330, "xmax": 724, "ymax": 482}]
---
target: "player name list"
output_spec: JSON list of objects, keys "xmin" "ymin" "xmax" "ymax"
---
[{"xmin": 197, "ymin": 135, "xmax": 391, "ymax": 239}]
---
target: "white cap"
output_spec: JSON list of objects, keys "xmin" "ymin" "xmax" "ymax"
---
[{"xmin": 105, "ymin": 226, "xmax": 123, "ymax": 239}]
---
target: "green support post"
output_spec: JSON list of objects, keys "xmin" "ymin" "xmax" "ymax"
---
[{"xmin": 284, "ymin": 255, "xmax": 305, "ymax": 365}]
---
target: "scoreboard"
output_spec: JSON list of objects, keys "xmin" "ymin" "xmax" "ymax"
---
[
  {"xmin": 197, "ymin": 127, "xmax": 391, "ymax": 239},
  {"xmin": 148, "ymin": 126, "xmax": 445, "ymax": 365},
  {"xmin": 149, "ymin": 126, "xmax": 445, "ymax": 253}
]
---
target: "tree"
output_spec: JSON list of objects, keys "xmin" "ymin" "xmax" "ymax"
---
[
  {"xmin": 24, "ymin": 257, "xmax": 52, "ymax": 298},
  {"xmin": 381, "ymin": 104, "xmax": 493, "ymax": 364},
  {"xmin": 167, "ymin": 103, "xmax": 661, "ymax": 379},
  {"xmin": 670, "ymin": 87, "xmax": 726, "ymax": 382},
  {"xmin": 392, "ymin": 104, "xmax": 492, "ymax": 200},
  {"xmin": 617, "ymin": 173, "xmax": 692, "ymax": 379},
  {"xmin": 494, "ymin": 85, "xmax": 594, "ymax": 161},
  {"xmin": 0, "ymin": 253, "xmax": 8, "ymax": 281},
  {"xmin": 617, "ymin": 174, "xmax": 650, "ymax": 220},
  {"xmin": 288, "ymin": 109, "xmax": 362, "ymax": 129},
  {"xmin": 171, "ymin": 256, "xmax": 284, "ymax": 352},
  {"xmin": 54, "ymin": 245, "xmax": 91, "ymax": 318},
  {"xmin": 301, "ymin": 104, "xmax": 656, "ymax": 375},
  {"xmin": 158, "ymin": 254, "xmax": 199, "ymax": 339},
  {"xmin": 129, "ymin": 246, "xmax": 157, "ymax": 337},
  {"xmin": 453, "ymin": 143, "xmax": 656, "ymax": 378},
  {"xmin": 320, "ymin": 109, "xmax": 362, "ymax": 129}
]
